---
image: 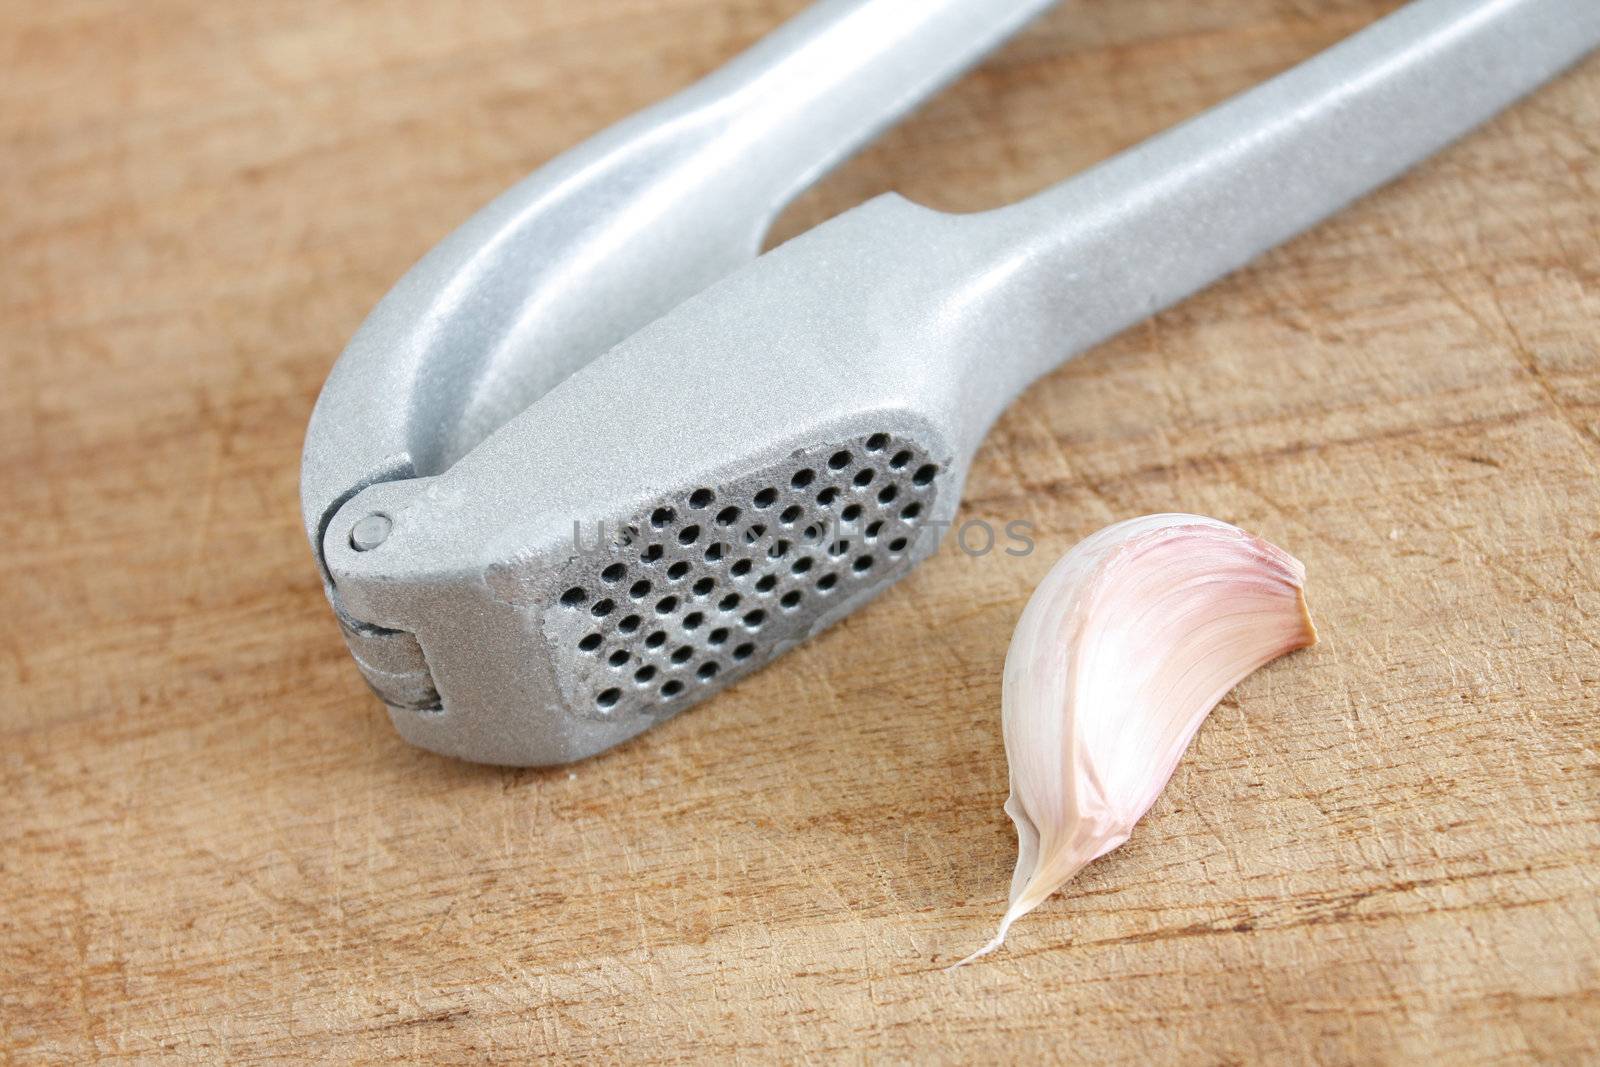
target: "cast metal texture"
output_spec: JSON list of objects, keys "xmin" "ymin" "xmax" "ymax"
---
[
  {"xmin": 300, "ymin": 0, "xmax": 1057, "ymax": 729},
  {"xmin": 304, "ymin": 0, "xmax": 1600, "ymax": 765}
]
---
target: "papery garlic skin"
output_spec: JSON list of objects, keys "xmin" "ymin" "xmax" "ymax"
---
[{"xmin": 956, "ymin": 514, "xmax": 1317, "ymax": 968}]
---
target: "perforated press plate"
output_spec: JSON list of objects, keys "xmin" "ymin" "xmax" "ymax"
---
[{"xmin": 544, "ymin": 433, "xmax": 940, "ymax": 722}]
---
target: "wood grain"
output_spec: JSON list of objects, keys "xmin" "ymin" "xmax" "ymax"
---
[{"xmin": 3, "ymin": 1, "xmax": 1597, "ymax": 1062}]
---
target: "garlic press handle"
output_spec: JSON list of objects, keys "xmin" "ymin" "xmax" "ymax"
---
[{"xmin": 951, "ymin": 0, "xmax": 1600, "ymax": 431}]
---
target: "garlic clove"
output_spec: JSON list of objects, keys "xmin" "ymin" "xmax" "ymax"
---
[{"xmin": 954, "ymin": 514, "xmax": 1316, "ymax": 968}]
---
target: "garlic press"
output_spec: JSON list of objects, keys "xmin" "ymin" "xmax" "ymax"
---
[{"xmin": 302, "ymin": 0, "xmax": 1600, "ymax": 766}]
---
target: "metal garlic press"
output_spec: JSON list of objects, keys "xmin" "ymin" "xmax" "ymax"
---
[{"xmin": 302, "ymin": 0, "xmax": 1600, "ymax": 766}]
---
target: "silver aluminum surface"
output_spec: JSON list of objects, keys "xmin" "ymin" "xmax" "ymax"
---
[{"xmin": 304, "ymin": 0, "xmax": 1600, "ymax": 765}]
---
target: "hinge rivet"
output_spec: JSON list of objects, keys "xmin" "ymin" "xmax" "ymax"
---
[{"xmin": 349, "ymin": 513, "xmax": 393, "ymax": 552}]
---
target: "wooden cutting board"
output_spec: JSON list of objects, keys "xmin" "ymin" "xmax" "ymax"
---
[{"xmin": 4, "ymin": 1, "xmax": 1597, "ymax": 1061}]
